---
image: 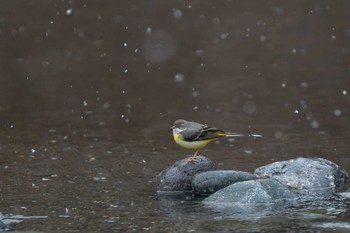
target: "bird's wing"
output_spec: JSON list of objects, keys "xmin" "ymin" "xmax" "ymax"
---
[
  {"xmin": 193, "ymin": 126, "xmax": 226, "ymax": 141},
  {"xmin": 181, "ymin": 127, "xmax": 203, "ymax": 141}
]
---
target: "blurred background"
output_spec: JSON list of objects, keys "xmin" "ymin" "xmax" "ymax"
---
[{"xmin": 0, "ymin": 1, "xmax": 350, "ymax": 232}]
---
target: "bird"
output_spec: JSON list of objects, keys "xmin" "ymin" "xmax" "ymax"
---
[{"xmin": 171, "ymin": 119, "xmax": 262, "ymax": 161}]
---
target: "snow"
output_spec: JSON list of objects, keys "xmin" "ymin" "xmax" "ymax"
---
[
  {"xmin": 174, "ymin": 73, "xmax": 185, "ymax": 82},
  {"xmin": 66, "ymin": 8, "xmax": 72, "ymax": 15},
  {"xmin": 310, "ymin": 120, "xmax": 319, "ymax": 129},
  {"xmin": 173, "ymin": 9, "xmax": 183, "ymax": 19},
  {"xmin": 334, "ymin": 109, "xmax": 342, "ymax": 117}
]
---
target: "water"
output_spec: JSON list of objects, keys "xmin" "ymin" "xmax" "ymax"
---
[{"xmin": 1, "ymin": 1, "xmax": 350, "ymax": 232}]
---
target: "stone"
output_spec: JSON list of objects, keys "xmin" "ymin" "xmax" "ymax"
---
[
  {"xmin": 254, "ymin": 157, "xmax": 348, "ymax": 198},
  {"xmin": 154, "ymin": 155, "xmax": 215, "ymax": 192},
  {"xmin": 192, "ymin": 170, "xmax": 257, "ymax": 195},
  {"xmin": 0, "ymin": 213, "xmax": 8, "ymax": 232},
  {"xmin": 337, "ymin": 192, "xmax": 350, "ymax": 199},
  {"xmin": 203, "ymin": 178, "xmax": 297, "ymax": 215}
]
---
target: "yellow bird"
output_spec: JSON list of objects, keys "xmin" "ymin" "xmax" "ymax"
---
[{"xmin": 171, "ymin": 119, "xmax": 261, "ymax": 161}]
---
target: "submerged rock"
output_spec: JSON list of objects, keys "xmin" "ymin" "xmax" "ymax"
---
[
  {"xmin": 203, "ymin": 178, "xmax": 297, "ymax": 215},
  {"xmin": 154, "ymin": 155, "xmax": 215, "ymax": 192},
  {"xmin": 337, "ymin": 192, "xmax": 350, "ymax": 199},
  {"xmin": 0, "ymin": 220, "xmax": 9, "ymax": 232},
  {"xmin": 254, "ymin": 157, "xmax": 348, "ymax": 198},
  {"xmin": 0, "ymin": 212, "xmax": 10, "ymax": 232},
  {"xmin": 0, "ymin": 224, "xmax": 8, "ymax": 232},
  {"xmin": 0, "ymin": 213, "xmax": 9, "ymax": 232},
  {"xmin": 192, "ymin": 170, "xmax": 257, "ymax": 195}
]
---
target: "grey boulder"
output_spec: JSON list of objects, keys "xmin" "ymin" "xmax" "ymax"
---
[
  {"xmin": 192, "ymin": 170, "xmax": 257, "ymax": 195},
  {"xmin": 154, "ymin": 155, "xmax": 215, "ymax": 192},
  {"xmin": 254, "ymin": 157, "xmax": 348, "ymax": 198},
  {"xmin": 203, "ymin": 178, "xmax": 297, "ymax": 215}
]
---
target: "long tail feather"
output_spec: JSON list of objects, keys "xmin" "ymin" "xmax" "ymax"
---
[
  {"xmin": 225, "ymin": 133, "xmax": 245, "ymax": 137},
  {"xmin": 226, "ymin": 133, "xmax": 263, "ymax": 138}
]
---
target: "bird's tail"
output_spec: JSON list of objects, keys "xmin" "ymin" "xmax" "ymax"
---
[
  {"xmin": 225, "ymin": 133, "xmax": 245, "ymax": 137},
  {"xmin": 226, "ymin": 133, "xmax": 263, "ymax": 138}
]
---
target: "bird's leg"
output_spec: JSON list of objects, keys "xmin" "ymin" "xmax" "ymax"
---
[{"xmin": 187, "ymin": 149, "xmax": 200, "ymax": 162}]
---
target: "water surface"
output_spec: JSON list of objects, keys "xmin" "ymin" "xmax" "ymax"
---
[{"xmin": 1, "ymin": 1, "xmax": 350, "ymax": 232}]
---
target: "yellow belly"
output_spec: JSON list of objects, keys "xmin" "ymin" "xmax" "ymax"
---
[{"xmin": 173, "ymin": 132, "xmax": 214, "ymax": 150}]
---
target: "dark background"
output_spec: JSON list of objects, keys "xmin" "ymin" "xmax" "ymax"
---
[{"xmin": 0, "ymin": 1, "xmax": 350, "ymax": 232}]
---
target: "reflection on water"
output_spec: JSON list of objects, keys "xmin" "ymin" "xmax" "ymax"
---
[{"xmin": 0, "ymin": 0, "xmax": 350, "ymax": 232}]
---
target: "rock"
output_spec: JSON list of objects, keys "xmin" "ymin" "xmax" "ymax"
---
[
  {"xmin": 154, "ymin": 155, "xmax": 215, "ymax": 192},
  {"xmin": 192, "ymin": 170, "xmax": 257, "ymax": 195},
  {"xmin": 0, "ymin": 221, "xmax": 9, "ymax": 232},
  {"xmin": 336, "ymin": 192, "xmax": 350, "ymax": 199},
  {"xmin": 0, "ymin": 213, "xmax": 9, "ymax": 232},
  {"xmin": 254, "ymin": 157, "xmax": 348, "ymax": 198},
  {"xmin": 203, "ymin": 178, "xmax": 297, "ymax": 215}
]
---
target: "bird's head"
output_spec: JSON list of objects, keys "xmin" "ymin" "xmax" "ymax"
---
[{"xmin": 171, "ymin": 119, "xmax": 188, "ymax": 134}]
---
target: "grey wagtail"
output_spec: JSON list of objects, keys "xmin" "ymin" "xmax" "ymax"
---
[{"xmin": 171, "ymin": 119, "xmax": 262, "ymax": 161}]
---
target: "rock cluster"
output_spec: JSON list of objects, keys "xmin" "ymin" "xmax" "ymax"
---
[{"xmin": 154, "ymin": 156, "xmax": 348, "ymax": 215}]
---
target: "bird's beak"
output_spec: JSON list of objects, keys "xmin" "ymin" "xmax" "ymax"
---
[{"xmin": 170, "ymin": 126, "xmax": 175, "ymax": 129}]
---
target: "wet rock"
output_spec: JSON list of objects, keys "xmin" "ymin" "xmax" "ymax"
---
[
  {"xmin": 203, "ymin": 178, "xmax": 297, "ymax": 215},
  {"xmin": 0, "ymin": 221, "xmax": 9, "ymax": 232},
  {"xmin": 192, "ymin": 170, "xmax": 257, "ymax": 195},
  {"xmin": 154, "ymin": 155, "xmax": 215, "ymax": 192},
  {"xmin": 337, "ymin": 192, "xmax": 350, "ymax": 199},
  {"xmin": 0, "ymin": 213, "xmax": 9, "ymax": 232},
  {"xmin": 254, "ymin": 157, "xmax": 348, "ymax": 198}
]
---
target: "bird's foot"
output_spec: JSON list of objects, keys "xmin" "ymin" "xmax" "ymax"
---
[
  {"xmin": 186, "ymin": 149, "xmax": 200, "ymax": 162},
  {"xmin": 186, "ymin": 157, "xmax": 196, "ymax": 162},
  {"xmin": 186, "ymin": 155, "xmax": 200, "ymax": 162}
]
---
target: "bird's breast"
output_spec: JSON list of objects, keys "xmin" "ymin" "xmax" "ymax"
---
[{"xmin": 173, "ymin": 131, "xmax": 212, "ymax": 150}]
